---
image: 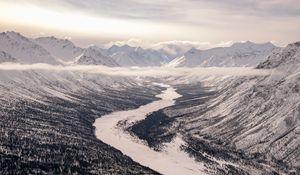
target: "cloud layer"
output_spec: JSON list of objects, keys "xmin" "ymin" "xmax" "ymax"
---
[
  {"xmin": 0, "ymin": 63, "xmax": 273, "ymax": 77},
  {"xmin": 21, "ymin": 0, "xmax": 300, "ymax": 21},
  {"xmin": 0, "ymin": 0, "xmax": 299, "ymax": 46}
]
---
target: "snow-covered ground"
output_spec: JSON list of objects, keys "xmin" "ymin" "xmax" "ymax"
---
[
  {"xmin": 0, "ymin": 30, "xmax": 298, "ymax": 173},
  {"xmin": 94, "ymin": 84, "xmax": 206, "ymax": 175}
]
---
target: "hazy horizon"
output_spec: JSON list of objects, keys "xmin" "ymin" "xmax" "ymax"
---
[
  {"xmin": 1, "ymin": 0, "xmax": 299, "ymax": 47},
  {"xmin": 0, "ymin": 30, "xmax": 282, "ymax": 52}
]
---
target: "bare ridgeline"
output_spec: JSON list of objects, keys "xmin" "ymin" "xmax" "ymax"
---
[{"xmin": 0, "ymin": 32, "xmax": 299, "ymax": 175}]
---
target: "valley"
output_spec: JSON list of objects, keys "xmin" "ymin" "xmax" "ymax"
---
[
  {"xmin": 93, "ymin": 84, "xmax": 208, "ymax": 175},
  {"xmin": 1, "ymin": 0, "xmax": 300, "ymax": 173},
  {"xmin": 0, "ymin": 31, "xmax": 299, "ymax": 175}
]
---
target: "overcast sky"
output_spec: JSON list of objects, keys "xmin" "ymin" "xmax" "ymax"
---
[{"xmin": 0, "ymin": 0, "xmax": 299, "ymax": 47}]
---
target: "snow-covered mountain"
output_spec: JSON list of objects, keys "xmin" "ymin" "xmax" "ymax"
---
[
  {"xmin": 0, "ymin": 51, "xmax": 17, "ymax": 63},
  {"xmin": 0, "ymin": 31, "xmax": 280, "ymax": 68},
  {"xmin": 76, "ymin": 46, "xmax": 119, "ymax": 66},
  {"xmin": 152, "ymin": 41, "xmax": 200, "ymax": 59},
  {"xmin": 150, "ymin": 41, "xmax": 300, "ymax": 173},
  {"xmin": 34, "ymin": 36, "xmax": 120, "ymax": 66},
  {"xmin": 35, "ymin": 36, "xmax": 83, "ymax": 62},
  {"xmin": 0, "ymin": 29, "xmax": 298, "ymax": 174},
  {"xmin": 0, "ymin": 31, "xmax": 58, "ymax": 64},
  {"xmin": 105, "ymin": 45, "xmax": 171, "ymax": 67},
  {"xmin": 257, "ymin": 41, "xmax": 300, "ymax": 69},
  {"xmin": 166, "ymin": 41, "xmax": 277, "ymax": 67},
  {"xmin": 200, "ymin": 42, "xmax": 300, "ymax": 169},
  {"xmin": 0, "ymin": 31, "xmax": 120, "ymax": 66}
]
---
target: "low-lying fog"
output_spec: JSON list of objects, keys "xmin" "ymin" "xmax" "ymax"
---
[{"xmin": 0, "ymin": 63, "xmax": 274, "ymax": 77}]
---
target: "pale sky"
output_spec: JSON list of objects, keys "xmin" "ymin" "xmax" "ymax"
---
[{"xmin": 0, "ymin": 0, "xmax": 299, "ymax": 47}]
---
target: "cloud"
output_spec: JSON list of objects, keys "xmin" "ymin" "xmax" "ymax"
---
[
  {"xmin": 105, "ymin": 38, "xmax": 147, "ymax": 48},
  {"xmin": 215, "ymin": 41, "xmax": 234, "ymax": 48},
  {"xmin": 103, "ymin": 39, "xmax": 233, "ymax": 57},
  {"xmin": 17, "ymin": 0, "xmax": 185, "ymax": 21},
  {"xmin": 104, "ymin": 39, "xmax": 241, "ymax": 55},
  {"xmin": 151, "ymin": 41, "xmax": 212, "ymax": 56},
  {"xmin": 153, "ymin": 41, "xmax": 211, "ymax": 49},
  {"xmin": 102, "ymin": 39, "xmax": 283, "ymax": 57},
  {"xmin": 0, "ymin": 63, "xmax": 273, "ymax": 77},
  {"xmin": 186, "ymin": 0, "xmax": 300, "ymax": 18},
  {"xmin": 2, "ymin": 0, "xmax": 300, "ymax": 46},
  {"xmin": 20, "ymin": 0, "xmax": 300, "ymax": 22}
]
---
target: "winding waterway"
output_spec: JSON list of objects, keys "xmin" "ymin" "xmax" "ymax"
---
[{"xmin": 93, "ymin": 84, "xmax": 205, "ymax": 175}]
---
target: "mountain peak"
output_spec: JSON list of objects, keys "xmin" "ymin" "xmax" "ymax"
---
[
  {"xmin": 244, "ymin": 41, "xmax": 254, "ymax": 45},
  {"xmin": 231, "ymin": 41, "xmax": 255, "ymax": 47},
  {"xmin": 34, "ymin": 36, "xmax": 83, "ymax": 62},
  {"xmin": 287, "ymin": 41, "xmax": 300, "ymax": 48},
  {"xmin": 108, "ymin": 44, "xmax": 136, "ymax": 54},
  {"xmin": 76, "ymin": 46, "xmax": 118, "ymax": 66},
  {"xmin": 111, "ymin": 44, "xmax": 130, "ymax": 48},
  {"xmin": 36, "ymin": 36, "xmax": 74, "ymax": 46},
  {"xmin": 232, "ymin": 41, "xmax": 276, "ymax": 48},
  {"xmin": 2, "ymin": 31, "xmax": 30, "ymax": 41},
  {"xmin": 6, "ymin": 31, "xmax": 22, "ymax": 36},
  {"xmin": 257, "ymin": 41, "xmax": 300, "ymax": 69},
  {"xmin": 186, "ymin": 48, "xmax": 200, "ymax": 54},
  {"xmin": 0, "ymin": 31, "xmax": 58, "ymax": 64},
  {"xmin": 84, "ymin": 45, "xmax": 103, "ymax": 53}
]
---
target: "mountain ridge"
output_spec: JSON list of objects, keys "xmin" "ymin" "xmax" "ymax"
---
[
  {"xmin": 0, "ymin": 31, "xmax": 58, "ymax": 64},
  {"xmin": 166, "ymin": 41, "xmax": 278, "ymax": 67},
  {"xmin": 35, "ymin": 36, "xmax": 84, "ymax": 62},
  {"xmin": 0, "ymin": 31, "xmax": 281, "ymax": 68}
]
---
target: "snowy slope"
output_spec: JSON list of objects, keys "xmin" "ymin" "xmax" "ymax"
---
[
  {"xmin": 162, "ymin": 41, "xmax": 300, "ymax": 172},
  {"xmin": 166, "ymin": 41, "xmax": 277, "ymax": 67},
  {"xmin": 0, "ymin": 32, "xmax": 58, "ymax": 64},
  {"xmin": 105, "ymin": 45, "xmax": 171, "ymax": 67},
  {"xmin": 0, "ymin": 51, "xmax": 17, "ymax": 63},
  {"xmin": 257, "ymin": 42, "xmax": 300, "ymax": 69},
  {"xmin": 164, "ymin": 56, "xmax": 185, "ymax": 68},
  {"xmin": 205, "ymin": 42, "xmax": 300, "ymax": 168},
  {"xmin": 35, "ymin": 36, "xmax": 83, "ymax": 62},
  {"xmin": 0, "ymin": 29, "xmax": 298, "ymax": 173},
  {"xmin": 0, "ymin": 65, "xmax": 161, "ymax": 174},
  {"xmin": 76, "ymin": 46, "xmax": 118, "ymax": 67}
]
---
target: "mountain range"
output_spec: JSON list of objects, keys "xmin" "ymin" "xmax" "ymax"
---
[
  {"xmin": 0, "ymin": 32, "xmax": 58, "ymax": 64},
  {"xmin": 0, "ymin": 30, "xmax": 299, "ymax": 174},
  {"xmin": 165, "ymin": 41, "xmax": 277, "ymax": 67},
  {"xmin": 0, "ymin": 31, "xmax": 279, "ymax": 67},
  {"xmin": 35, "ymin": 36, "xmax": 83, "ymax": 63}
]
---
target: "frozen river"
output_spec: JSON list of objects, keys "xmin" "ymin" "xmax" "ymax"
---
[{"xmin": 93, "ymin": 84, "xmax": 205, "ymax": 175}]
